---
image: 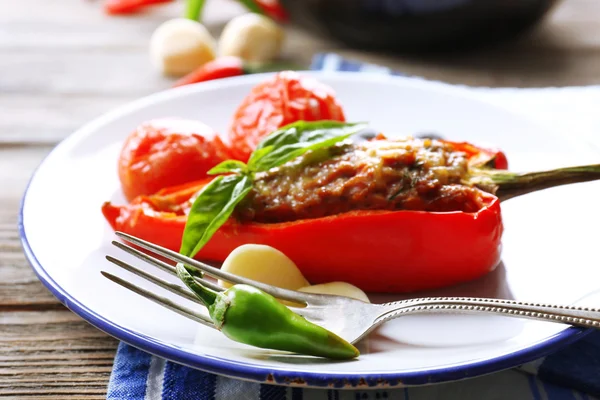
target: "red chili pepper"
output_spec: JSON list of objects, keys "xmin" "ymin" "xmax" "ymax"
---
[
  {"xmin": 104, "ymin": 0, "xmax": 174, "ymax": 14},
  {"xmin": 172, "ymin": 57, "xmax": 303, "ymax": 88},
  {"xmin": 102, "ymin": 141, "xmax": 506, "ymax": 294},
  {"xmin": 253, "ymin": 0, "xmax": 289, "ymax": 22},
  {"xmin": 173, "ymin": 57, "xmax": 246, "ymax": 88}
]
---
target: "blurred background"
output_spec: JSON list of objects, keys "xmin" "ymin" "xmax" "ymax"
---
[
  {"xmin": 3, "ymin": 0, "xmax": 599, "ymax": 146},
  {"xmin": 3, "ymin": 1, "xmax": 599, "ymax": 142}
]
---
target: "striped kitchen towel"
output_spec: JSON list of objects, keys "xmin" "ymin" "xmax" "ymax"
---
[
  {"xmin": 107, "ymin": 53, "xmax": 600, "ymax": 400},
  {"xmin": 107, "ymin": 334, "xmax": 600, "ymax": 400}
]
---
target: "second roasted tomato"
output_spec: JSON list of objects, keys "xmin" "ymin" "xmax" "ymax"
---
[
  {"xmin": 225, "ymin": 71, "xmax": 347, "ymax": 161},
  {"xmin": 117, "ymin": 118, "xmax": 230, "ymax": 201}
]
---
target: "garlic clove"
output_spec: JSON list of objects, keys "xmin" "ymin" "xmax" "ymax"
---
[
  {"xmin": 218, "ymin": 244, "xmax": 309, "ymax": 290},
  {"xmin": 150, "ymin": 18, "xmax": 216, "ymax": 77},
  {"xmin": 218, "ymin": 13, "xmax": 284, "ymax": 64}
]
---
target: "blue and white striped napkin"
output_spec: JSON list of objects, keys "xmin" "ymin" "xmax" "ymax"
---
[{"xmin": 107, "ymin": 53, "xmax": 600, "ymax": 400}]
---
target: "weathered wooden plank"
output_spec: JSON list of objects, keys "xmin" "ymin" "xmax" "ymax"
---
[
  {"xmin": 0, "ymin": 265, "xmax": 61, "ymax": 310},
  {"xmin": 2, "ymin": 376, "xmax": 109, "ymax": 384},
  {"xmin": 0, "ymin": 142, "xmax": 64, "ymax": 310},
  {"xmin": 0, "ymin": 353, "xmax": 116, "ymax": 362},
  {"xmin": 1, "ymin": 359, "xmax": 115, "ymax": 367},
  {"xmin": 0, "ymin": 320, "xmax": 109, "ymax": 342},
  {"xmin": 0, "ymin": 388, "xmax": 108, "ymax": 395},
  {"xmin": 0, "ymin": 390, "xmax": 107, "ymax": 396},
  {"xmin": 0, "ymin": 49, "xmax": 166, "ymax": 96},
  {"xmin": 0, "ymin": 366, "xmax": 113, "ymax": 376},
  {"xmin": 0, "ymin": 311, "xmax": 117, "ymax": 397},
  {"xmin": 0, "ymin": 95, "xmax": 133, "ymax": 145},
  {"xmin": 0, "ymin": 146, "xmax": 53, "ymax": 201},
  {"xmin": 0, "ymin": 396, "xmax": 106, "ymax": 400},
  {"xmin": 0, "ymin": 147, "xmax": 60, "ymax": 308},
  {"xmin": 0, "ymin": 341, "xmax": 117, "ymax": 353}
]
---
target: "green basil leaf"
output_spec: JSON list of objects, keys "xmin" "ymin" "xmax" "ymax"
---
[
  {"xmin": 208, "ymin": 160, "xmax": 248, "ymax": 175},
  {"xmin": 246, "ymin": 146, "xmax": 274, "ymax": 169},
  {"xmin": 248, "ymin": 121, "xmax": 367, "ymax": 172},
  {"xmin": 179, "ymin": 174, "xmax": 253, "ymax": 258}
]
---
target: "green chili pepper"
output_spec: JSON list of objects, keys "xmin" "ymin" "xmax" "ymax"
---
[{"xmin": 176, "ymin": 264, "xmax": 360, "ymax": 360}]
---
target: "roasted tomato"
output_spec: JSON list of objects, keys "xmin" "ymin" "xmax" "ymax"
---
[
  {"xmin": 117, "ymin": 118, "xmax": 230, "ymax": 201},
  {"xmin": 225, "ymin": 71, "xmax": 346, "ymax": 161}
]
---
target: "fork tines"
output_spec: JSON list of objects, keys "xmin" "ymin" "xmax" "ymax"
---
[
  {"xmin": 102, "ymin": 234, "xmax": 219, "ymax": 328},
  {"xmin": 110, "ymin": 232, "xmax": 312, "ymax": 303},
  {"xmin": 100, "ymin": 270, "xmax": 215, "ymax": 328}
]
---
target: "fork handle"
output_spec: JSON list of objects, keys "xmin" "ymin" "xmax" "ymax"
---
[{"xmin": 375, "ymin": 297, "xmax": 600, "ymax": 330}]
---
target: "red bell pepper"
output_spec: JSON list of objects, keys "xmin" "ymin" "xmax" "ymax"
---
[
  {"xmin": 102, "ymin": 140, "xmax": 508, "ymax": 294},
  {"xmin": 102, "ymin": 137, "xmax": 600, "ymax": 293},
  {"xmin": 102, "ymin": 178, "xmax": 502, "ymax": 293}
]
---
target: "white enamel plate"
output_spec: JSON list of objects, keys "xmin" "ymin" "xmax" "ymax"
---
[{"xmin": 20, "ymin": 72, "xmax": 600, "ymax": 389}]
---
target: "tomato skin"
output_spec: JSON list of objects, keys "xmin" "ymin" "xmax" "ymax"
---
[
  {"xmin": 118, "ymin": 118, "xmax": 230, "ymax": 202},
  {"xmin": 225, "ymin": 71, "xmax": 346, "ymax": 161}
]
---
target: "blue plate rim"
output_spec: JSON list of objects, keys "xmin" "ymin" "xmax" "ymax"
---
[{"xmin": 18, "ymin": 71, "xmax": 593, "ymax": 389}]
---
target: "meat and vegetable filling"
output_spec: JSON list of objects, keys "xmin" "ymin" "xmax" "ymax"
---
[{"xmin": 235, "ymin": 137, "xmax": 487, "ymax": 223}]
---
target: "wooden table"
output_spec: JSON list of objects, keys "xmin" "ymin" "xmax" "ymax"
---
[{"xmin": 2, "ymin": 0, "xmax": 600, "ymax": 398}]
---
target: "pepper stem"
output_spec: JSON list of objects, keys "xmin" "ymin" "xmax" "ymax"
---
[
  {"xmin": 185, "ymin": 0, "xmax": 206, "ymax": 21},
  {"xmin": 235, "ymin": 0, "xmax": 266, "ymax": 15},
  {"xmin": 470, "ymin": 164, "xmax": 600, "ymax": 201},
  {"xmin": 176, "ymin": 263, "xmax": 217, "ymax": 306}
]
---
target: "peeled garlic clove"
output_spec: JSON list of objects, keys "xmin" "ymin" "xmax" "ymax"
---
[
  {"xmin": 150, "ymin": 18, "xmax": 216, "ymax": 77},
  {"xmin": 218, "ymin": 13, "xmax": 284, "ymax": 64},
  {"xmin": 299, "ymin": 282, "xmax": 370, "ymax": 303},
  {"xmin": 219, "ymin": 244, "xmax": 309, "ymax": 290}
]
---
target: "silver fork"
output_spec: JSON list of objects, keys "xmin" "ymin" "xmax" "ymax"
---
[{"xmin": 103, "ymin": 231, "xmax": 600, "ymax": 344}]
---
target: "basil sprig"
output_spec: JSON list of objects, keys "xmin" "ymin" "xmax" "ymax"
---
[
  {"xmin": 179, "ymin": 175, "xmax": 252, "ymax": 258},
  {"xmin": 248, "ymin": 120, "xmax": 367, "ymax": 171},
  {"xmin": 179, "ymin": 120, "xmax": 367, "ymax": 258}
]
